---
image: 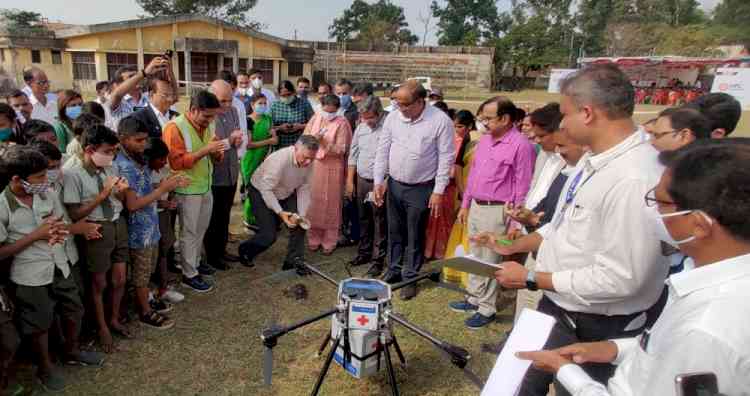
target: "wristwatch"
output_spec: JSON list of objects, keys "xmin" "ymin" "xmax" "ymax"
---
[{"xmin": 526, "ymin": 270, "xmax": 538, "ymax": 291}]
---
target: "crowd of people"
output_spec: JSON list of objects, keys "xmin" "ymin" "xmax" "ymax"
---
[{"xmin": 0, "ymin": 54, "xmax": 748, "ymax": 395}]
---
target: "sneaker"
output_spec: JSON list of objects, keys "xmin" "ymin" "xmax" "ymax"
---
[
  {"xmin": 140, "ymin": 311, "xmax": 175, "ymax": 330},
  {"xmin": 449, "ymin": 301, "xmax": 479, "ymax": 314},
  {"xmin": 38, "ymin": 370, "xmax": 65, "ymax": 392},
  {"xmin": 160, "ymin": 287, "xmax": 185, "ymax": 304},
  {"xmin": 197, "ymin": 263, "xmax": 216, "ymax": 276},
  {"xmin": 64, "ymin": 350, "xmax": 105, "ymax": 367},
  {"xmin": 182, "ymin": 275, "xmax": 214, "ymax": 293},
  {"xmin": 465, "ymin": 312, "xmax": 496, "ymax": 330},
  {"xmin": 149, "ymin": 298, "xmax": 173, "ymax": 314}
]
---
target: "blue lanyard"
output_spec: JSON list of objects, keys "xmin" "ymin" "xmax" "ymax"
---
[{"xmin": 565, "ymin": 170, "xmax": 585, "ymax": 205}]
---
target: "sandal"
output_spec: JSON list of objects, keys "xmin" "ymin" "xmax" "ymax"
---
[
  {"xmin": 64, "ymin": 350, "xmax": 106, "ymax": 367},
  {"xmin": 140, "ymin": 311, "xmax": 175, "ymax": 330},
  {"xmin": 110, "ymin": 324, "xmax": 135, "ymax": 339}
]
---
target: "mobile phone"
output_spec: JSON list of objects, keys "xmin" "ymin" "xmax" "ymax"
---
[
  {"xmin": 675, "ymin": 372, "xmax": 719, "ymax": 396},
  {"xmin": 163, "ymin": 49, "xmax": 173, "ymax": 59}
]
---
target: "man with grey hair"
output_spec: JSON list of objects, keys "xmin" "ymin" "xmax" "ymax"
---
[
  {"xmin": 203, "ymin": 80, "xmax": 244, "ymax": 270},
  {"xmin": 373, "ymin": 80, "xmax": 455, "ymax": 299},
  {"xmin": 23, "ymin": 67, "xmax": 57, "ymax": 125},
  {"xmin": 473, "ymin": 64, "xmax": 668, "ymax": 395},
  {"xmin": 346, "ymin": 95, "xmax": 387, "ymax": 276},
  {"xmin": 238, "ymin": 135, "xmax": 319, "ymax": 272}
]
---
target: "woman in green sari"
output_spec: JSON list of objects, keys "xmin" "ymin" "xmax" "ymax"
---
[
  {"xmin": 241, "ymin": 93, "xmax": 278, "ymax": 225},
  {"xmin": 52, "ymin": 89, "xmax": 83, "ymax": 153}
]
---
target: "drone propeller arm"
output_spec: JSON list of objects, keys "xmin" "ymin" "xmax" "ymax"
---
[
  {"xmin": 390, "ymin": 270, "xmax": 442, "ymax": 292},
  {"xmin": 387, "ymin": 312, "xmax": 485, "ymax": 389},
  {"xmin": 261, "ymin": 307, "xmax": 339, "ymax": 348},
  {"xmin": 302, "ymin": 263, "xmax": 340, "ymax": 287}
]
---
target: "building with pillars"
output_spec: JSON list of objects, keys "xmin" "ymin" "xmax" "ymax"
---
[{"xmin": 0, "ymin": 14, "xmax": 314, "ymax": 94}]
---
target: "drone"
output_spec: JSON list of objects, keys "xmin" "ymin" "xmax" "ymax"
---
[{"xmin": 260, "ymin": 262, "xmax": 485, "ymax": 396}]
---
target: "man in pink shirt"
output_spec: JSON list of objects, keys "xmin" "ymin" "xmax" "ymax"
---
[{"xmin": 449, "ymin": 96, "xmax": 536, "ymax": 329}]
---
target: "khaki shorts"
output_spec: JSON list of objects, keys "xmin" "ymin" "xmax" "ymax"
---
[
  {"xmin": 130, "ymin": 246, "xmax": 158, "ymax": 288},
  {"xmin": 12, "ymin": 269, "xmax": 83, "ymax": 335},
  {"xmin": 82, "ymin": 217, "xmax": 130, "ymax": 273}
]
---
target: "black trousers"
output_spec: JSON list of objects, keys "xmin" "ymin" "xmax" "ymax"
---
[
  {"xmin": 519, "ymin": 293, "xmax": 668, "ymax": 396},
  {"xmin": 356, "ymin": 176, "xmax": 387, "ymax": 263},
  {"xmin": 238, "ymin": 185, "xmax": 305, "ymax": 266},
  {"xmin": 204, "ymin": 184, "xmax": 237, "ymax": 262},
  {"xmin": 386, "ymin": 178, "xmax": 433, "ymax": 279}
]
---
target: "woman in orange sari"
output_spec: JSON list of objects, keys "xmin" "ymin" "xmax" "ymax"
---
[{"xmin": 304, "ymin": 94, "xmax": 353, "ymax": 255}]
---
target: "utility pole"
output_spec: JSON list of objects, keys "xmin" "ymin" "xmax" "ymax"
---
[{"xmin": 417, "ymin": 10, "xmax": 432, "ymax": 47}]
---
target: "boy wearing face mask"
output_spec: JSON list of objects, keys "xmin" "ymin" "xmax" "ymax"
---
[
  {"xmin": 63, "ymin": 125, "xmax": 131, "ymax": 353},
  {"xmin": 0, "ymin": 146, "xmax": 104, "ymax": 392}
]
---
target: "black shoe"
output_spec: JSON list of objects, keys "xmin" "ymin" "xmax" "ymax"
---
[
  {"xmin": 167, "ymin": 261, "xmax": 182, "ymax": 274},
  {"xmin": 197, "ymin": 263, "xmax": 216, "ymax": 276},
  {"xmin": 211, "ymin": 261, "xmax": 231, "ymax": 271},
  {"xmin": 292, "ymin": 257, "xmax": 311, "ymax": 276},
  {"xmin": 381, "ymin": 272, "xmax": 402, "ymax": 284},
  {"xmin": 337, "ymin": 238, "xmax": 358, "ymax": 248},
  {"xmin": 223, "ymin": 253, "xmax": 241, "ymax": 263},
  {"xmin": 365, "ymin": 263, "xmax": 384, "ymax": 277},
  {"xmin": 400, "ymin": 283, "xmax": 418, "ymax": 300},
  {"xmin": 348, "ymin": 256, "xmax": 371, "ymax": 267}
]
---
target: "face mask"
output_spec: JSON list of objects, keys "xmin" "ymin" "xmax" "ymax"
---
[
  {"xmin": 91, "ymin": 151, "xmax": 114, "ymax": 168},
  {"xmin": 254, "ymin": 104, "xmax": 269, "ymax": 115},
  {"xmin": 46, "ymin": 169, "xmax": 61, "ymax": 185},
  {"xmin": 338, "ymin": 94, "xmax": 352, "ymax": 109},
  {"xmin": 65, "ymin": 105, "xmax": 82, "ymax": 120},
  {"xmin": 21, "ymin": 180, "xmax": 50, "ymax": 195},
  {"xmin": 650, "ymin": 206, "xmax": 712, "ymax": 249},
  {"xmin": 238, "ymin": 88, "xmax": 249, "ymax": 97},
  {"xmin": 251, "ymin": 78, "xmax": 263, "ymax": 89},
  {"xmin": 15, "ymin": 110, "xmax": 26, "ymax": 124},
  {"xmin": 429, "ymin": 100, "xmax": 438, "ymax": 106},
  {"xmin": 321, "ymin": 111, "xmax": 337, "ymax": 121},
  {"xmin": 297, "ymin": 89, "xmax": 308, "ymax": 99},
  {"xmin": 477, "ymin": 122, "xmax": 490, "ymax": 134},
  {"xmin": 0, "ymin": 127, "xmax": 12, "ymax": 142},
  {"xmin": 279, "ymin": 96, "xmax": 294, "ymax": 105}
]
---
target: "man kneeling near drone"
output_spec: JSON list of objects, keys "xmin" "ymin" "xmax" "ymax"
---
[{"xmin": 238, "ymin": 135, "xmax": 318, "ymax": 272}]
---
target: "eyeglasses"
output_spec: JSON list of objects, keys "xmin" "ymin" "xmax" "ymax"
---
[
  {"xmin": 34, "ymin": 80, "xmax": 50, "ymax": 86},
  {"xmin": 650, "ymin": 129, "xmax": 679, "ymax": 140},
  {"xmin": 644, "ymin": 187, "xmax": 676, "ymax": 207},
  {"xmin": 478, "ymin": 115, "xmax": 502, "ymax": 126}
]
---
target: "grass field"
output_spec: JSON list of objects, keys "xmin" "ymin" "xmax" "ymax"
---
[{"xmin": 53, "ymin": 89, "xmax": 748, "ymax": 396}]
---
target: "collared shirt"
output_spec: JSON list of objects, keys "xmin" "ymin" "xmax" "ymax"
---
[
  {"xmin": 104, "ymin": 97, "xmax": 136, "ymax": 131},
  {"xmin": 23, "ymin": 86, "xmax": 57, "ymax": 104},
  {"xmin": 124, "ymin": 93, "xmax": 150, "ymax": 110},
  {"xmin": 212, "ymin": 108, "xmax": 240, "ymax": 187},
  {"xmin": 535, "ymin": 131, "xmax": 668, "ymax": 315},
  {"xmin": 270, "ymin": 97, "xmax": 315, "ymax": 149},
  {"xmin": 62, "ymin": 160, "xmax": 123, "ymax": 222},
  {"xmin": 374, "ymin": 105, "xmax": 456, "ymax": 194},
  {"xmin": 461, "ymin": 127, "xmax": 536, "ymax": 208},
  {"xmin": 232, "ymin": 96, "xmax": 249, "ymax": 159},
  {"xmin": 557, "ymin": 253, "xmax": 750, "ymax": 396},
  {"xmin": 348, "ymin": 118, "xmax": 384, "ymax": 180},
  {"xmin": 29, "ymin": 93, "xmax": 58, "ymax": 125},
  {"xmin": 50, "ymin": 180, "xmax": 79, "ymax": 266},
  {"xmin": 251, "ymin": 146, "xmax": 311, "ymax": 217},
  {"xmin": 525, "ymin": 152, "xmax": 566, "ymax": 210},
  {"xmin": 0, "ymin": 188, "xmax": 71, "ymax": 286},
  {"xmin": 149, "ymin": 102, "xmax": 172, "ymax": 129},
  {"xmin": 162, "ymin": 118, "xmax": 213, "ymax": 171},
  {"xmin": 113, "ymin": 151, "xmax": 160, "ymax": 249}
]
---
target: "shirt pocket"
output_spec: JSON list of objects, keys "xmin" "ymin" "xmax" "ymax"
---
[
  {"xmin": 564, "ymin": 204, "xmax": 592, "ymax": 248},
  {"xmin": 409, "ymin": 134, "xmax": 433, "ymax": 160},
  {"xmin": 484, "ymin": 155, "xmax": 512, "ymax": 182}
]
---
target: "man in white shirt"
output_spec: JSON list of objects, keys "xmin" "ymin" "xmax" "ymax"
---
[
  {"xmin": 23, "ymin": 68, "xmax": 57, "ymax": 125},
  {"xmin": 237, "ymin": 69, "xmax": 277, "ymax": 107},
  {"xmin": 517, "ymin": 140, "xmax": 750, "ymax": 396},
  {"xmin": 22, "ymin": 67, "xmax": 58, "ymax": 105},
  {"xmin": 474, "ymin": 64, "xmax": 669, "ymax": 396}
]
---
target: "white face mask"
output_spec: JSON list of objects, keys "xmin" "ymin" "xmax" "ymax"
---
[
  {"xmin": 237, "ymin": 88, "xmax": 249, "ymax": 97},
  {"xmin": 251, "ymin": 78, "xmax": 263, "ymax": 89},
  {"xmin": 477, "ymin": 122, "xmax": 489, "ymax": 134},
  {"xmin": 321, "ymin": 111, "xmax": 337, "ymax": 121},
  {"xmin": 649, "ymin": 206, "xmax": 712, "ymax": 249}
]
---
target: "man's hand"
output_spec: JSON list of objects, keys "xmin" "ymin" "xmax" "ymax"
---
[
  {"xmin": 506, "ymin": 203, "xmax": 543, "ymax": 227},
  {"xmin": 205, "ymin": 138, "xmax": 227, "ymax": 155},
  {"xmin": 457, "ymin": 207, "xmax": 469, "ymax": 225},
  {"xmin": 157, "ymin": 200, "xmax": 179, "ymax": 210},
  {"xmin": 279, "ymin": 211, "xmax": 298, "ymax": 228},
  {"xmin": 160, "ymin": 174, "xmax": 190, "ymax": 192},
  {"xmin": 494, "ymin": 261, "xmax": 528, "ymax": 289},
  {"xmin": 144, "ymin": 56, "xmax": 168, "ymax": 76},
  {"xmin": 556, "ymin": 342, "xmax": 619, "ymax": 365},
  {"xmin": 515, "ymin": 350, "xmax": 572, "ymax": 374},
  {"xmin": 100, "ymin": 176, "xmax": 121, "ymax": 198},
  {"xmin": 33, "ymin": 216, "xmax": 66, "ymax": 244},
  {"xmin": 345, "ymin": 180, "xmax": 355, "ymax": 199},
  {"xmin": 230, "ymin": 129, "xmax": 244, "ymax": 147},
  {"xmin": 71, "ymin": 220, "xmax": 103, "ymax": 241},
  {"xmin": 470, "ymin": 232, "xmax": 517, "ymax": 256},
  {"xmin": 373, "ymin": 184, "xmax": 387, "ymax": 207},
  {"xmin": 429, "ymin": 193, "xmax": 443, "ymax": 218},
  {"xmin": 114, "ymin": 177, "xmax": 129, "ymax": 192},
  {"xmin": 507, "ymin": 228, "xmax": 524, "ymax": 240}
]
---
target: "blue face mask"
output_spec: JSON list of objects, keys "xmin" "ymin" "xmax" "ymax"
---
[
  {"xmin": 338, "ymin": 94, "xmax": 352, "ymax": 109},
  {"xmin": 65, "ymin": 105, "xmax": 82, "ymax": 120},
  {"xmin": 0, "ymin": 128, "xmax": 12, "ymax": 142},
  {"xmin": 254, "ymin": 104, "xmax": 269, "ymax": 115}
]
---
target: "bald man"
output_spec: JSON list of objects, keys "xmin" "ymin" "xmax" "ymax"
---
[{"xmin": 202, "ymin": 80, "xmax": 244, "ymax": 270}]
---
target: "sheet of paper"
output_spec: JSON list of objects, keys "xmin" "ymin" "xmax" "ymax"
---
[
  {"xmin": 481, "ymin": 309, "xmax": 557, "ymax": 396},
  {"xmin": 433, "ymin": 245, "xmax": 503, "ymax": 278}
]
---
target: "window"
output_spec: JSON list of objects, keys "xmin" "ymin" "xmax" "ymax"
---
[
  {"xmin": 72, "ymin": 52, "xmax": 96, "ymax": 80},
  {"xmin": 288, "ymin": 61, "xmax": 304, "ymax": 77},
  {"xmin": 252, "ymin": 59, "xmax": 274, "ymax": 83},
  {"xmin": 239, "ymin": 58, "xmax": 248, "ymax": 72},
  {"xmin": 31, "ymin": 50, "xmax": 41, "ymax": 64},
  {"xmin": 51, "ymin": 50, "xmax": 62, "ymax": 65},
  {"xmin": 222, "ymin": 57, "xmax": 233, "ymax": 72},
  {"xmin": 222, "ymin": 57, "xmax": 249, "ymax": 72},
  {"xmin": 106, "ymin": 53, "xmax": 138, "ymax": 81}
]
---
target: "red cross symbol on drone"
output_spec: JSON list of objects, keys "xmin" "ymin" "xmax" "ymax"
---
[{"xmin": 356, "ymin": 315, "xmax": 370, "ymax": 326}]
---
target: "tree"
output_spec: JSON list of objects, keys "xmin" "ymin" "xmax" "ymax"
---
[
  {"xmin": 430, "ymin": 0, "xmax": 512, "ymax": 46},
  {"xmin": 329, "ymin": 0, "xmax": 418, "ymax": 48},
  {"xmin": 0, "ymin": 8, "xmax": 43, "ymax": 28},
  {"xmin": 136, "ymin": 0, "xmax": 264, "ymax": 30},
  {"xmin": 713, "ymin": 0, "xmax": 750, "ymax": 27},
  {"xmin": 493, "ymin": 13, "xmax": 569, "ymax": 79}
]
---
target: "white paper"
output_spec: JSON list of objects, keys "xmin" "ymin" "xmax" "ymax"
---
[
  {"xmin": 220, "ymin": 138, "xmax": 231, "ymax": 152},
  {"xmin": 454, "ymin": 245, "xmax": 500, "ymax": 267},
  {"xmin": 481, "ymin": 309, "xmax": 557, "ymax": 396}
]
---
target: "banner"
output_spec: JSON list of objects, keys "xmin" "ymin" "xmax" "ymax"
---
[
  {"xmin": 547, "ymin": 69, "xmax": 577, "ymax": 93},
  {"xmin": 711, "ymin": 68, "xmax": 750, "ymax": 109}
]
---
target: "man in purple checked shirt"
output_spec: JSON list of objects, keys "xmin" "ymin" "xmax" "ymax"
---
[
  {"xmin": 373, "ymin": 80, "xmax": 455, "ymax": 300},
  {"xmin": 449, "ymin": 96, "xmax": 536, "ymax": 330}
]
